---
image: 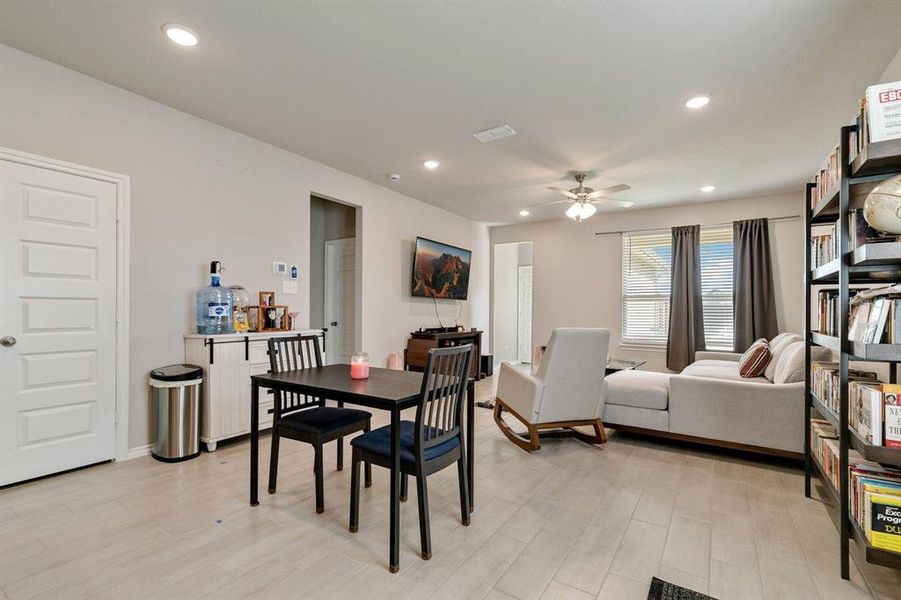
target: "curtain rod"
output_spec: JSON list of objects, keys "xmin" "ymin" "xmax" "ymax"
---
[{"xmin": 593, "ymin": 214, "xmax": 801, "ymax": 236}]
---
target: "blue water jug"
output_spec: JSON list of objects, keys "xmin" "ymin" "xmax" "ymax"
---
[{"xmin": 196, "ymin": 261, "xmax": 234, "ymax": 334}]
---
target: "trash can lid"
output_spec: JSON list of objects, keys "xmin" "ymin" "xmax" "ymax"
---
[{"xmin": 150, "ymin": 364, "xmax": 203, "ymax": 382}]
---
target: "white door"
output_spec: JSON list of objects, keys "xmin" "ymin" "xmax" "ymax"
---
[
  {"xmin": 0, "ymin": 160, "xmax": 118, "ymax": 485},
  {"xmin": 517, "ymin": 265, "xmax": 533, "ymax": 363},
  {"xmin": 324, "ymin": 238, "xmax": 356, "ymax": 365}
]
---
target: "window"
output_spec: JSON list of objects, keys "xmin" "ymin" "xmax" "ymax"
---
[{"xmin": 621, "ymin": 226, "xmax": 734, "ymax": 350}]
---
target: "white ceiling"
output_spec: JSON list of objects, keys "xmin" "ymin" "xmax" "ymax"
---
[{"xmin": 2, "ymin": 1, "xmax": 900, "ymax": 223}]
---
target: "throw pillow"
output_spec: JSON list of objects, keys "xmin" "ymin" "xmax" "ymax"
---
[
  {"xmin": 764, "ymin": 333, "xmax": 803, "ymax": 382},
  {"xmin": 738, "ymin": 340, "xmax": 771, "ymax": 378}
]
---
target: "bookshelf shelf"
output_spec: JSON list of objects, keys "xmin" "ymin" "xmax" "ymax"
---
[
  {"xmin": 811, "ymin": 260, "xmax": 840, "ymax": 283},
  {"xmin": 851, "ymin": 138, "xmax": 901, "ymax": 177},
  {"xmin": 848, "ymin": 434, "xmax": 901, "ymax": 468},
  {"xmin": 811, "ymin": 186, "xmax": 840, "ymax": 222},
  {"xmin": 805, "ymin": 122, "xmax": 901, "ymax": 581},
  {"xmin": 849, "ymin": 243, "xmax": 901, "ymax": 266},
  {"xmin": 811, "ymin": 460, "xmax": 901, "ymax": 571}
]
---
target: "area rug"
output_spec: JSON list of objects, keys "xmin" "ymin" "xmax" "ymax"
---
[{"xmin": 647, "ymin": 577, "xmax": 715, "ymax": 600}]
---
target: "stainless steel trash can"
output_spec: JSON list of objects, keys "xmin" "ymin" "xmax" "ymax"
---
[{"xmin": 150, "ymin": 364, "xmax": 203, "ymax": 462}]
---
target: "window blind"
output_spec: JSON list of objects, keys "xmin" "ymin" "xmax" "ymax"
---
[{"xmin": 621, "ymin": 226, "xmax": 734, "ymax": 350}]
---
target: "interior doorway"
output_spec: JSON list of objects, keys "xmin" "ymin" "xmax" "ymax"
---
[
  {"xmin": 310, "ymin": 195, "xmax": 358, "ymax": 365},
  {"xmin": 493, "ymin": 241, "xmax": 533, "ymax": 367}
]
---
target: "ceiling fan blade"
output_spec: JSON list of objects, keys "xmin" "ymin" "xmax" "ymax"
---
[
  {"xmin": 594, "ymin": 197, "xmax": 635, "ymax": 208},
  {"xmin": 585, "ymin": 183, "xmax": 631, "ymax": 200},
  {"xmin": 547, "ymin": 186, "xmax": 579, "ymax": 200},
  {"xmin": 525, "ymin": 198, "xmax": 572, "ymax": 209}
]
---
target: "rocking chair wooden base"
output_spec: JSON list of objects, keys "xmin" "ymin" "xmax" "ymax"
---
[{"xmin": 493, "ymin": 397, "xmax": 607, "ymax": 452}]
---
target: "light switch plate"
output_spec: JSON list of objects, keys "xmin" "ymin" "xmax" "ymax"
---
[
  {"xmin": 282, "ymin": 280, "xmax": 298, "ymax": 294},
  {"xmin": 272, "ymin": 261, "xmax": 288, "ymax": 276}
]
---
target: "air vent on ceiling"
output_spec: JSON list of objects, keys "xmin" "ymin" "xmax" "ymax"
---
[{"xmin": 473, "ymin": 124, "xmax": 517, "ymax": 143}]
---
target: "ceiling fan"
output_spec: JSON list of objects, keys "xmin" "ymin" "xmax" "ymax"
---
[{"xmin": 529, "ymin": 173, "xmax": 633, "ymax": 222}]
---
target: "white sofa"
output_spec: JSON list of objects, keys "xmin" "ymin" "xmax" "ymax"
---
[{"xmin": 602, "ymin": 333, "xmax": 828, "ymax": 457}]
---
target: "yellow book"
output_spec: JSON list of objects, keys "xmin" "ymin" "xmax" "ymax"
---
[{"xmin": 865, "ymin": 490, "xmax": 901, "ymax": 552}]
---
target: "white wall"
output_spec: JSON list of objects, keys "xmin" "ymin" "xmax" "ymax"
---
[
  {"xmin": 878, "ymin": 47, "xmax": 901, "ymax": 83},
  {"xmin": 490, "ymin": 193, "xmax": 804, "ymax": 372},
  {"xmin": 0, "ymin": 46, "xmax": 489, "ymax": 450}
]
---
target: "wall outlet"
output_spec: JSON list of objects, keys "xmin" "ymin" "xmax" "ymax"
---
[{"xmin": 282, "ymin": 280, "xmax": 298, "ymax": 294}]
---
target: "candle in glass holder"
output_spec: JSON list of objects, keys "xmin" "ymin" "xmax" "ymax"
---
[{"xmin": 350, "ymin": 352, "xmax": 370, "ymax": 379}]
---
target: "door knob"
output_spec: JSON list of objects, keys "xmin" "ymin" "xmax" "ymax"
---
[
  {"xmin": 1, "ymin": 336, "xmax": 16, "ymax": 347},
  {"xmin": 331, "ymin": 321, "xmax": 338, "ymax": 326}
]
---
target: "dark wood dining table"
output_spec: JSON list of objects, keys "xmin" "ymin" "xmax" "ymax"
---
[{"xmin": 249, "ymin": 364, "xmax": 475, "ymax": 572}]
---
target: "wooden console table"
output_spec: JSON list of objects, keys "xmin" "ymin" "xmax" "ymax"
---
[{"xmin": 405, "ymin": 329, "xmax": 484, "ymax": 379}]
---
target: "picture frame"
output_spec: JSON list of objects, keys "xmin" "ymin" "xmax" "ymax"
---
[{"xmin": 259, "ymin": 291, "xmax": 275, "ymax": 307}]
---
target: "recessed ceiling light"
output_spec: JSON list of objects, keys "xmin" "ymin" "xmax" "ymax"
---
[
  {"xmin": 423, "ymin": 160, "xmax": 439, "ymax": 170},
  {"xmin": 163, "ymin": 24, "xmax": 199, "ymax": 47},
  {"xmin": 519, "ymin": 210, "xmax": 530, "ymax": 217},
  {"xmin": 701, "ymin": 185, "xmax": 716, "ymax": 193},
  {"xmin": 684, "ymin": 94, "xmax": 711, "ymax": 109}
]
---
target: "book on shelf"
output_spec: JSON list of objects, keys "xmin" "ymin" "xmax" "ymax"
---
[
  {"xmin": 810, "ymin": 361, "xmax": 879, "ymax": 415},
  {"xmin": 850, "ymin": 382, "xmax": 885, "ymax": 445},
  {"xmin": 866, "ymin": 81, "xmax": 901, "ymax": 144},
  {"xmin": 867, "ymin": 492, "xmax": 901, "ymax": 552},
  {"xmin": 847, "ymin": 286, "xmax": 901, "ymax": 344},
  {"xmin": 887, "ymin": 391, "xmax": 901, "ymax": 449},
  {"xmin": 811, "ymin": 144, "xmax": 840, "ymax": 207},
  {"xmin": 811, "ymin": 224, "xmax": 838, "ymax": 269},
  {"xmin": 848, "ymin": 81, "xmax": 901, "ymax": 162},
  {"xmin": 849, "ymin": 209, "xmax": 901, "ymax": 250}
]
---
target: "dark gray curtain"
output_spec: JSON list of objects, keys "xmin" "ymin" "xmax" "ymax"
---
[
  {"xmin": 733, "ymin": 218, "xmax": 778, "ymax": 350},
  {"xmin": 667, "ymin": 225, "xmax": 705, "ymax": 372}
]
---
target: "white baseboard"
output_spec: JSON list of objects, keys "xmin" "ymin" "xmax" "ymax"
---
[{"xmin": 124, "ymin": 444, "xmax": 152, "ymax": 461}]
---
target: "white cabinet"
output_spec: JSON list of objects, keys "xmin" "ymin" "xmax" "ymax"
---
[{"xmin": 184, "ymin": 330, "xmax": 325, "ymax": 451}]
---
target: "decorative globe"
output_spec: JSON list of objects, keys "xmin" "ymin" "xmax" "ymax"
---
[{"xmin": 863, "ymin": 174, "xmax": 901, "ymax": 235}]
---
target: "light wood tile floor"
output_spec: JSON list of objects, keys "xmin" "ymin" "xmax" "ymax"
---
[{"xmin": 1, "ymin": 376, "xmax": 899, "ymax": 600}]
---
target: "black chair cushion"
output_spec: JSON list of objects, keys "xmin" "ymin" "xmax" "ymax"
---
[
  {"xmin": 278, "ymin": 407, "xmax": 371, "ymax": 435},
  {"xmin": 350, "ymin": 421, "xmax": 459, "ymax": 463}
]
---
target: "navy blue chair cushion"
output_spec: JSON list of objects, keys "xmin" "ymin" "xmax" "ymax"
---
[
  {"xmin": 351, "ymin": 421, "xmax": 459, "ymax": 463},
  {"xmin": 279, "ymin": 406, "xmax": 371, "ymax": 436}
]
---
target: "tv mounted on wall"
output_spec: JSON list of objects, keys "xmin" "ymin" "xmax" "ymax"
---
[{"xmin": 411, "ymin": 237, "xmax": 472, "ymax": 300}]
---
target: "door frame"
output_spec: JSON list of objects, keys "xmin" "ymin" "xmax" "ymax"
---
[
  {"xmin": 517, "ymin": 264, "xmax": 533, "ymax": 363},
  {"xmin": 1, "ymin": 147, "xmax": 131, "ymax": 462},
  {"xmin": 324, "ymin": 237, "xmax": 355, "ymax": 364}
]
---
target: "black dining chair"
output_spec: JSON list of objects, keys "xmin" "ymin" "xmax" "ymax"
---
[
  {"xmin": 267, "ymin": 334, "xmax": 372, "ymax": 514},
  {"xmin": 348, "ymin": 344, "xmax": 472, "ymax": 560}
]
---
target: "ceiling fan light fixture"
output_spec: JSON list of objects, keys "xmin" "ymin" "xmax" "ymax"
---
[
  {"xmin": 684, "ymin": 94, "xmax": 711, "ymax": 109},
  {"xmin": 580, "ymin": 203, "xmax": 597, "ymax": 220},
  {"xmin": 565, "ymin": 203, "xmax": 583, "ymax": 220},
  {"xmin": 565, "ymin": 202, "xmax": 597, "ymax": 221}
]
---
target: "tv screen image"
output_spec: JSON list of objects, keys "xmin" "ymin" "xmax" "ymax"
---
[{"xmin": 411, "ymin": 237, "xmax": 472, "ymax": 300}]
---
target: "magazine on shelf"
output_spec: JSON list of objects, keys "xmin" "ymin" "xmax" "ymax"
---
[{"xmin": 866, "ymin": 81, "xmax": 901, "ymax": 143}]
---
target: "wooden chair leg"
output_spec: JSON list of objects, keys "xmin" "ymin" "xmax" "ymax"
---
[
  {"xmin": 415, "ymin": 474, "xmax": 431, "ymax": 560},
  {"xmin": 400, "ymin": 473, "xmax": 408, "ymax": 502},
  {"xmin": 594, "ymin": 419, "xmax": 607, "ymax": 443},
  {"xmin": 268, "ymin": 427, "xmax": 280, "ymax": 494},
  {"xmin": 314, "ymin": 443, "xmax": 325, "ymax": 514},
  {"xmin": 349, "ymin": 448, "xmax": 361, "ymax": 532},
  {"xmin": 493, "ymin": 398, "xmax": 540, "ymax": 452},
  {"xmin": 337, "ymin": 437, "xmax": 344, "ymax": 471},
  {"xmin": 363, "ymin": 422, "xmax": 372, "ymax": 488},
  {"xmin": 457, "ymin": 456, "xmax": 470, "ymax": 526}
]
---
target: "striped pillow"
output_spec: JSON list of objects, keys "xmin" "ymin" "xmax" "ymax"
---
[{"xmin": 738, "ymin": 340, "xmax": 771, "ymax": 378}]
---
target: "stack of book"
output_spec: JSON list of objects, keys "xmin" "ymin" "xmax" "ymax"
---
[
  {"xmin": 811, "ymin": 225, "xmax": 838, "ymax": 269},
  {"xmin": 817, "ymin": 289, "xmax": 843, "ymax": 336},
  {"xmin": 810, "ymin": 419, "xmax": 901, "ymax": 553},
  {"xmin": 849, "ymin": 81, "xmax": 901, "ymax": 162},
  {"xmin": 849, "ymin": 382, "xmax": 901, "ymax": 447},
  {"xmin": 812, "ymin": 145, "xmax": 840, "ymax": 208},
  {"xmin": 810, "ymin": 361, "xmax": 879, "ymax": 414},
  {"xmin": 848, "ymin": 292, "xmax": 901, "ymax": 343},
  {"xmin": 811, "ymin": 418, "xmax": 841, "ymax": 483},
  {"xmin": 850, "ymin": 463, "xmax": 901, "ymax": 552}
]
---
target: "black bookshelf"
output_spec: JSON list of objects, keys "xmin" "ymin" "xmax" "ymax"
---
[{"xmin": 804, "ymin": 124, "xmax": 901, "ymax": 580}]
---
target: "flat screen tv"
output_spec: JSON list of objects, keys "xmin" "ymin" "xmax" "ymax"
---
[{"xmin": 411, "ymin": 237, "xmax": 472, "ymax": 300}]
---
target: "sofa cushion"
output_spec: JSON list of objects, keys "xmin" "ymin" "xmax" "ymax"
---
[
  {"xmin": 738, "ymin": 340, "xmax": 771, "ymax": 378},
  {"xmin": 764, "ymin": 333, "xmax": 803, "ymax": 381},
  {"xmin": 680, "ymin": 361, "xmax": 769, "ymax": 384},
  {"xmin": 605, "ymin": 370, "xmax": 671, "ymax": 410}
]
